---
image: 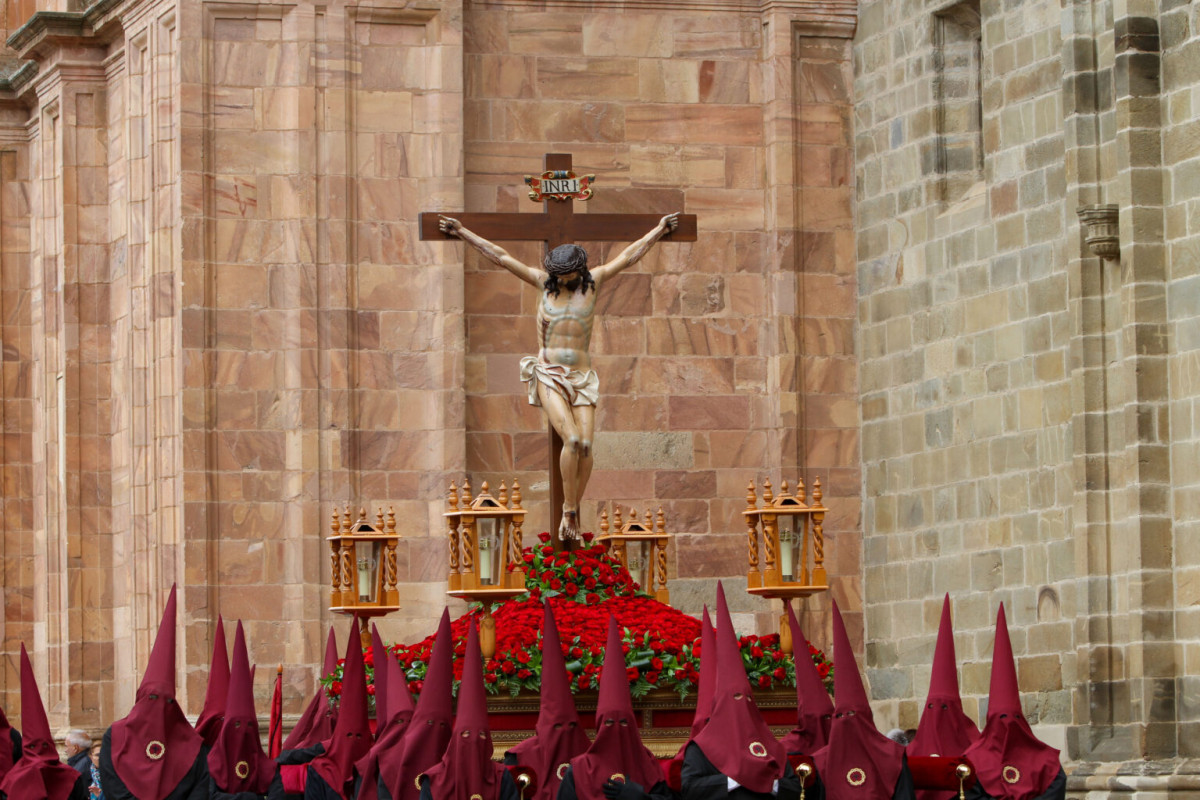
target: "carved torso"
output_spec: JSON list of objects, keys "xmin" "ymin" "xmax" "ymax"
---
[{"xmin": 537, "ymin": 279, "xmax": 597, "ymax": 370}]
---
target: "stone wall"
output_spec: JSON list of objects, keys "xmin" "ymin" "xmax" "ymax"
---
[
  {"xmin": 853, "ymin": 0, "xmax": 1200, "ymax": 776},
  {"xmin": 0, "ymin": 0, "xmax": 863, "ymax": 729}
]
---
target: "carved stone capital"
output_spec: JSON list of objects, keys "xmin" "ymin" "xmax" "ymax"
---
[{"xmin": 1077, "ymin": 204, "xmax": 1120, "ymax": 260}]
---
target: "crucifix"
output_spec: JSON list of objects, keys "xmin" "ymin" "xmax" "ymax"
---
[{"xmin": 419, "ymin": 153, "xmax": 698, "ymax": 545}]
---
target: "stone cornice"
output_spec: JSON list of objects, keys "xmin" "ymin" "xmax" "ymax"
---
[
  {"xmin": 1067, "ymin": 759, "xmax": 1200, "ymax": 793},
  {"xmin": 472, "ymin": 0, "xmax": 855, "ymax": 24},
  {"xmin": 6, "ymin": 0, "xmax": 125, "ymax": 61}
]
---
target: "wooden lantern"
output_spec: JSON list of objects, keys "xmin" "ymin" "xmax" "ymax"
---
[
  {"xmin": 742, "ymin": 479, "xmax": 829, "ymax": 653},
  {"xmin": 597, "ymin": 505, "xmax": 671, "ymax": 604},
  {"xmin": 328, "ymin": 505, "xmax": 401, "ymax": 645},
  {"xmin": 444, "ymin": 479, "xmax": 528, "ymax": 658}
]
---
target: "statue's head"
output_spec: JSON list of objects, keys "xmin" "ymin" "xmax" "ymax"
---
[{"xmin": 544, "ymin": 244, "xmax": 594, "ymax": 296}]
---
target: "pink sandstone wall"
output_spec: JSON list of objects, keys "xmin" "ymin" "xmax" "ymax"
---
[{"xmin": 0, "ymin": 0, "xmax": 860, "ymax": 727}]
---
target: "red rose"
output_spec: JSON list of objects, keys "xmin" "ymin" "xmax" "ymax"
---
[
  {"xmin": 485, "ymin": 673, "xmax": 497, "ymax": 684},
  {"xmin": 409, "ymin": 680, "xmax": 423, "ymax": 693},
  {"xmin": 649, "ymin": 641, "xmax": 664, "ymax": 654},
  {"xmin": 565, "ymin": 583, "xmax": 579, "ymax": 596},
  {"xmin": 564, "ymin": 568, "xmax": 578, "ymax": 580},
  {"xmin": 585, "ymin": 592, "xmax": 599, "ymax": 604},
  {"xmin": 539, "ymin": 532, "xmax": 551, "ymax": 543},
  {"xmin": 818, "ymin": 663, "xmax": 831, "ymax": 678},
  {"xmin": 774, "ymin": 667, "xmax": 787, "ymax": 680},
  {"xmin": 751, "ymin": 646, "xmax": 764, "ymax": 658},
  {"xmin": 517, "ymin": 650, "xmax": 531, "ymax": 664},
  {"xmin": 501, "ymin": 660, "xmax": 516, "ymax": 675},
  {"xmin": 645, "ymin": 671, "xmax": 659, "ymax": 683},
  {"xmin": 582, "ymin": 532, "xmax": 594, "ymax": 543},
  {"xmin": 550, "ymin": 578, "xmax": 562, "ymax": 590},
  {"xmin": 773, "ymin": 651, "xmax": 784, "ymax": 662},
  {"xmin": 651, "ymin": 657, "xmax": 664, "ymax": 671},
  {"xmin": 626, "ymin": 667, "xmax": 640, "ymax": 681},
  {"xmin": 530, "ymin": 586, "xmax": 542, "ymax": 600},
  {"xmin": 523, "ymin": 553, "xmax": 535, "ymax": 564},
  {"xmin": 758, "ymin": 675, "xmax": 771, "ymax": 687},
  {"xmin": 584, "ymin": 577, "xmax": 597, "ymax": 590},
  {"xmin": 675, "ymin": 669, "xmax": 688, "ymax": 680},
  {"xmin": 330, "ymin": 681, "xmax": 342, "ymax": 695},
  {"xmin": 517, "ymin": 668, "xmax": 532, "ymax": 679},
  {"xmin": 366, "ymin": 684, "xmax": 376, "ymax": 695},
  {"xmin": 577, "ymin": 674, "xmax": 590, "ymax": 689}
]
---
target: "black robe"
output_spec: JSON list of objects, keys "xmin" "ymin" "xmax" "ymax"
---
[
  {"xmin": 681, "ymin": 742, "xmax": 808, "ymax": 800},
  {"xmin": 963, "ymin": 769, "xmax": 1065, "ymax": 800},
  {"xmin": 98, "ymin": 729, "xmax": 209, "ymax": 800},
  {"xmin": 417, "ymin": 769, "xmax": 521, "ymax": 800},
  {"xmin": 300, "ymin": 769, "xmax": 347, "ymax": 800},
  {"xmin": 555, "ymin": 765, "xmax": 673, "ymax": 800},
  {"xmin": 265, "ymin": 746, "xmax": 325, "ymax": 800},
  {"xmin": 68, "ymin": 751, "xmax": 92, "ymax": 777},
  {"xmin": 207, "ymin": 776, "xmax": 267, "ymax": 800}
]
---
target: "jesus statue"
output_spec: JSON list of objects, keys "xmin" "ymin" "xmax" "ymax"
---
[{"xmin": 439, "ymin": 212, "xmax": 681, "ymax": 541}]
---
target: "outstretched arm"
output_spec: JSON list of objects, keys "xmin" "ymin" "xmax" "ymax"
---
[
  {"xmin": 590, "ymin": 213, "xmax": 680, "ymax": 286},
  {"xmin": 438, "ymin": 215, "xmax": 544, "ymax": 288}
]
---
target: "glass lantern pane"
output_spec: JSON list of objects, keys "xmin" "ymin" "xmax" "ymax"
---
[
  {"xmin": 778, "ymin": 520, "xmax": 795, "ymax": 582},
  {"xmin": 478, "ymin": 519, "xmax": 502, "ymax": 586},
  {"xmin": 356, "ymin": 539, "xmax": 380, "ymax": 603}
]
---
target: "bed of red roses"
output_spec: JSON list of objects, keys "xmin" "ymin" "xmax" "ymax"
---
[{"xmin": 323, "ymin": 533, "xmax": 832, "ymax": 703}]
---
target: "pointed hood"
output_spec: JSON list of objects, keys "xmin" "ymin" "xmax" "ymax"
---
[
  {"xmin": 908, "ymin": 595, "xmax": 978, "ymax": 760},
  {"xmin": 0, "ymin": 697, "xmax": 15, "ymax": 780},
  {"xmin": 370, "ymin": 625, "xmax": 389, "ymax": 739},
  {"xmin": 354, "ymin": 647, "xmax": 417, "ymax": 800},
  {"xmin": 813, "ymin": 600, "xmax": 906, "ymax": 800},
  {"xmin": 0, "ymin": 645, "xmax": 84, "ymax": 800},
  {"xmin": 668, "ymin": 606, "xmax": 715, "ymax": 776},
  {"xmin": 569, "ymin": 617, "xmax": 662, "ymax": 800},
  {"xmin": 962, "ymin": 605, "xmax": 1061, "ymax": 800},
  {"xmin": 380, "ymin": 608, "xmax": 454, "ymax": 800},
  {"xmin": 692, "ymin": 583, "xmax": 787, "ymax": 793},
  {"xmin": 310, "ymin": 619, "xmax": 373, "ymax": 799},
  {"xmin": 208, "ymin": 622, "xmax": 273, "ymax": 794},
  {"xmin": 421, "ymin": 622, "xmax": 507, "ymax": 800},
  {"xmin": 384, "ymin": 649, "xmax": 415, "ymax": 726},
  {"xmin": 690, "ymin": 605, "xmax": 716, "ymax": 739},
  {"xmin": 782, "ymin": 602, "xmax": 834, "ymax": 755},
  {"xmin": 195, "ymin": 616, "xmax": 230, "ymax": 747},
  {"xmin": 108, "ymin": 585, "xmax": 205, "ymax": 800},
  {"xmin": 506, "ymin": 602, "xmax": 589, "ymax": 800},
  {"xmin": 283, "ymin": 626, "xmax": 340, "ymax": 750}
]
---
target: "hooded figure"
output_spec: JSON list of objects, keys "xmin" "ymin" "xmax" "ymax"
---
[
  {"xmin": 100, "ymin": 585, "xmax": 210, "ymax": 800},
  {"xmin": 0, "ymin": 645, "xmax": 90, "ymax": 800},
  {"xmin": 907, "ymin": 596, "xmax": 979, "ymax": 788},
  {"xmin": 282, "ymin": 629, "xmax": 340, "ymax": 752},
  {"xmin": 684, "ymin": 584, "xmax": 798, "ymax": 800},
  {"xmin": 782, "ymin": 603, "xmax": 834, "ymax": 756},
  {"xmin": 377, "ymin": 610, "xmax": 454, "ymax": 800},
  {"xmin": 306, "ymin": 620, "xmax": 372, "ymax": 800},
  {"xmin": 812, "ymin": 601, "xmax": 914, "ymax": 800},
  {"xmin": 559, "ymin": 617, "xmax": 669, "ymax": 800},
  {"xmin": 354, "ymin": 646, "xmax": 414, "ymax": 800},
  {"xmin": 665, "ymin": 606, "xmax": 715, "ymax": 787},
  {"xmin": 504, "ymin": 602, "xmax": 589, "ymax": 800},
  {"xmin": 961, "ymin": 607, "xmax": 1064, "ymax": 800},
  {"xmin": 0, "ymin": 699, "xmax": 20, "ymax": 784},
  {"xmin": 368, "ymin": 627, "xmax": 389, "ymax": 742},
  {"xmin": 418, "ymin": 622, "xmax": 518, "ymax": 800},
  {"xmin": 208, "ymin": 622, "xmax": 274, "ymax": 799},
  {"xmin": 195, "ymin": 618, "xmax": 231, "ymax": 748}
]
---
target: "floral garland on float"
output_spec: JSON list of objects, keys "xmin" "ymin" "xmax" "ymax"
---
[{"xmin": 322, "ymin": 532, "xmax": 833, "ymax": 705}]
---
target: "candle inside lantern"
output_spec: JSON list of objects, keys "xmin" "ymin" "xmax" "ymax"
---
[
  {"xmin": 779, "ymin": 523, "xmax": 794, "ymax": 582},
  {"xmin": 357, "ymin": 556, "xmax": 372, "ymax": 600},
  {"xmin": 479, "ymin": 535, "xmax": 493, "ymax": 584}
]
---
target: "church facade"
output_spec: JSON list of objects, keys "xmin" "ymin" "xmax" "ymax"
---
[{"xmin": 0, "ymin": 0, "xmax": 1194, "ymax": 792}]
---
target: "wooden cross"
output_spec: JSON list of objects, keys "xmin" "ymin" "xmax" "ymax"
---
[{"xmin": 419, "ymin": 153, "xmax": 698, "ymax": 543}]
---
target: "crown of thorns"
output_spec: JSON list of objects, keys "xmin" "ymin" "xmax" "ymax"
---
[{"xmin": 544, "ymin": 244, "xmax": 588, "ymax": 275}]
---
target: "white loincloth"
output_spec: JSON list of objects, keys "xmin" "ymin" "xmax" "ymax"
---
[{"xmin": 519, "ymin": 357, "xmax": 599, "ymax": 408}]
